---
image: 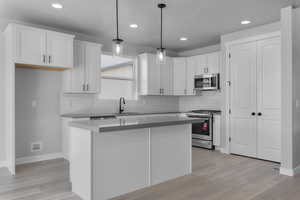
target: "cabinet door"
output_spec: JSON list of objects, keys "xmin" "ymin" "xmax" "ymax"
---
[
  {"xmin": 229, "ymin": 41, "xmax": 257, "ymax": 158},
  {"xmin": 173, "ymin": 58, "xmax": 187, "ymax": 96},
  {"xmin": 46, "ymin": 31, "xmax": 73, "ymax": 68},
  {"xmin": 139, "ymin": 54, "xmax": 161, "ymax": 95},
  {"xmin": 194, "ymin": 54, "xmax": 207, "ymax": 75},
  {"xmin": 85, "ymin": 42, "xmax": 101, "ymax": 93},
  {"xmin": 160, "ymin": 57, "xmax": 173, "ymax": 95},
  {"xmin": 186, "ymin": 56, "xmax": 196, "ymax": 95},
  {"xmin": 15, "ymin": 26, "xmax": 46, "ymax": 66},
  {"xmin": 256, "ymin": 37, "xmax": 281, "ymax": 162},
  {"xmin": 69, "ymin": 41, "xmax": 86, "ymax": 92},
  {"xmin": 207, "ymin": 52, "xmax": 220, "ymax": 74}
]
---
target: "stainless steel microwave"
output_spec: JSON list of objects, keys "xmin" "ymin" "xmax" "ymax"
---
[{"xmin": 194, "ymin": 74, "xmax": 220, "ymax": 91}]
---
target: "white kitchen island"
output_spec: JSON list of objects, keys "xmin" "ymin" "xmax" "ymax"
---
[{"xmin": 69, "ymin": 115, "xmax": 203, "ymax": 200}]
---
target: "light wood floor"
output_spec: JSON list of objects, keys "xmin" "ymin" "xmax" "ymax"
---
[{"xmin": 0, "ymin": 148, "xmax": 298, "ymax": 200}]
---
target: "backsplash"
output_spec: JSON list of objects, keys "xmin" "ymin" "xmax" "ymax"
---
[
  {"xmin": 179, "ymin": 91, "xmax": 222, "ymax": 111},
  {"xmin": 61, "ymin": 94, "xmax": 180, "ymax": 114}
]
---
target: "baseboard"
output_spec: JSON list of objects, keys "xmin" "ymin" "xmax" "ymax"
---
[
  {"xmin": 280, "ymin": 167, "xmax": 294, "ymax": 176},
  {"xmin": 293, "ymin": 164, "xmax": 300, "ymax": 176},
  {"xmin": 16, "ymin": 152, "xmax": 64, "ymax": 165}
]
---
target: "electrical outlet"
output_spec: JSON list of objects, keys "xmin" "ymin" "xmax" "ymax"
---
[
  {"xmin": 31, "ymin": 100, "xmax": 37, "ymax": 108},
  {"xmin": 296, "ymin": 99, "xmax": 299, "ymax": 108},
  {"xmin": 31, "ymin": 142, "xmax": 43, "ymax": 152}
]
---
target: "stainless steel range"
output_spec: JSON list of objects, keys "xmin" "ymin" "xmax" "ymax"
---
[{"xmin": 186, "ymin": 110, "xmax": 219, "ymax": 150}]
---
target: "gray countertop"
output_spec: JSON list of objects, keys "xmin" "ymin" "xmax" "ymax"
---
[
  {"xmin": 69, "ymin": 115, "xmax": 204, "ymax": 132},
  {"xmin": 61, "ymin": 111, "xmax": 182, "ymax": 119}
]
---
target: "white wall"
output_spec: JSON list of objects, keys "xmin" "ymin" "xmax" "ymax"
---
[
  {"xmin": 15, "ymin": 68, "xmax": 62, "ymax": 158},
  {"xmin": 292, "ymin": 7, "xmax": 300, "ymax": 169},
  {"xmin": 0, "ymin": 31, "xmax": 5, "ymax": 163}
]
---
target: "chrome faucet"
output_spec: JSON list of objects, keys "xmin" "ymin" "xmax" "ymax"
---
[{"xmin": 119, "ymin": 97, "xmax": 126, "ymax": 114}]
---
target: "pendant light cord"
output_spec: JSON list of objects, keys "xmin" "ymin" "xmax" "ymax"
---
[
  {"xmin": 160, "ymin": 6, "xmax": 163, "ymax": 49},
  {"xmin": 116, "ymin": 0, "xmax": 119, "ymax": 39}
]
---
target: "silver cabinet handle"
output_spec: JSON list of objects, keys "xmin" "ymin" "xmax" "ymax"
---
[
  {"xmin": 184, "ymin": 89, "xmax": 187, "ymax": 95},
  {"xmin": 162, "ymin": 88, "xmax": 164, "ymax": 95},
  {"xmin": 42, "ymin": 55, "xmax": 46, "ymax": 63},
  {"xmin": 86, "ymin": 84, "xmax": 89, "ymax": 91},
  {"xmin": 82, "ymin": 84, "xmax": 86, "ymax": 91},
  {"xmin": 49, "ymin": 55, "xmax": 52, "ymax": 64}
]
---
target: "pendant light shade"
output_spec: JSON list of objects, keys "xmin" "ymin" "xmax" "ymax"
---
[
  {"xmin": 112, "ymin": 0, "xmax": 123, "ymax": 56},
  {"xmin": 157, "ymin": 3, "xmax": 166, "ymax": 64}
]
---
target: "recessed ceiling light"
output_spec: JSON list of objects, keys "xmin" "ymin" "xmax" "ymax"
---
[
  {"xmin": 180, "ymin": 37, "xmax": 188, "ymax": 41},
  {"xmin": 129, "ymin": 24, "xmax": 138, "ymax": 28},
  {"xmin": 52, "ymin": 3, "xmax": 63, "ymax": 9},
  {"xmin": 241, "ymin": 20, "xmax": 251, "ymax": 25}
]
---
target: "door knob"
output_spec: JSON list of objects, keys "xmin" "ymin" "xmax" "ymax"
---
[
  {"xmin": 258, "ymin": 112, "xmax": 262, "ymax": 116},
  {"xmin": 251, "ymin": 112, "xmax": 256, "ymax": 116}
]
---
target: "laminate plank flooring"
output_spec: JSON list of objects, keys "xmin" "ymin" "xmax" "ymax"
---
[{"xmin": 0, "ymin": 148, "xmax": 297, "ymax": 200}]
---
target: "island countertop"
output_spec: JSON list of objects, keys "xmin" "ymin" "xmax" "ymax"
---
[{"xmin": 69, "ymin": 115, "xmax": 204, "ymax": 132}]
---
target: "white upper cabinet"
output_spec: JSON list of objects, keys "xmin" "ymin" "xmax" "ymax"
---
[
  {"xmin": 63, "ymin": 40, "xmax": 102, "ymax": 93},
  {"xmin": 11, "ymin": 24, "xmax": 74, "ymax": 69},
  {"xmin": 194, "ymin": 54, "xmax": 206, "ymax": 75},
  {"xmin": 138, "ymin": 53, "xmax": 172, "ymax": 96},
  {"xmin": 173, "ymin": 57, "xmax": 196, "ymax": 96},
  {"xmin": 207, "ymin": 52, "xmax": 220, "ymax": 74},
  {"xmin": 46, "ymin": 31, "xmax": 74, "ymax": 68},
  {"xmin": 194, "ymin": 52, "xmax": 220, "ymax": 75},
  {"xmin": 186, "ymin": 56, "xmax": 196, "ymax": 95},
  {"xmin": 173, "ymin": 58, "xmax": 187, "ymax": 96},
  {"xmin": 15, "ymin": 25, "xmax": 46, "ymax": 66},
  {"xmin": 160, "ymin": 57, "xmax": 173, "ymax": 95}
]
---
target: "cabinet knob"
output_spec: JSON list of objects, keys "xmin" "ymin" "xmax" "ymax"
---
[
  {"xmin": 258, "ymin": 112, "xmax": 262, "ymax": 116},
  {"xmin": 251, "ymin": 112, "xmax": 256, "ymax": 116}
]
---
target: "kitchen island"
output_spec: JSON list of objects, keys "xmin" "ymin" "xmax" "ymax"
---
[{"xmin": 68, "ymin": 115, "xmax": 203, "ymax": 200}]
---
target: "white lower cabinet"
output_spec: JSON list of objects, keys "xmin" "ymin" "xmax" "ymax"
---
[
  {"xmin": 229, "ymin": 36, "xmax": 281, "ymax": 162},
  {"xmin": 138, "ymin": 53, "xmax": 173, "ymax": 95},
  {"xmin": 63, "ymin": 40, "xmax": 102, "ymax": 93}
]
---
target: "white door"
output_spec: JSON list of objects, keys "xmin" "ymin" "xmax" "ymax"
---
[
  {"xmin": 85, "ymin": 42, "xmax": 101, "ymax": 93},
  {"xmin": 173, "ymin": 58, "xmax": 187, "ymax": 95},
  {"xmin": 46, "ymin": 31, "xmax": 73, "ymax": 68},
  {"xmin": 256, "ymin": 37, "xmax": 281, "ymax": 162},
  {"xmin": 195, "ymin": 54, "xmax": 206, "ymax": 75},
  {"xmin": 229, "ymin": 41, "xmax": 257, "ymax": 158},
  {"xmin": 160, "ymin": 57, "xmax": 173, "ymax": 95},
  {"xmin": 15, "ymin": 26, "xmax": 46, "ymax": 66},
  {"xmin": 207, "ymin": 52, "xmax": 220, "ymax": 74},
  {"xmin": 186, "ymin": 56, "xmax": 196, "ymax": 95}
]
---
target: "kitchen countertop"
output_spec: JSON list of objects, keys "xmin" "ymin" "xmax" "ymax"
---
[
  {"xmin": 69, "ymin": 115, "xmax": 204, "ymax": 132},
  {"xmin": 61, "ymin": 111, "xmax": 182, "ymax": 119}
]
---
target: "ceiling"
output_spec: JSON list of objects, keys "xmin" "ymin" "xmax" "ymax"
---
[{"xmin": 0, "ymin": 0, "xmax": 299, "ymax": 51}]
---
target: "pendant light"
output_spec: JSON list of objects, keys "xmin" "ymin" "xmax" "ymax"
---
[
  {"xmin": 157, "ymin": 3, "xmax": 166, "ymax": 64},
  {"xmin": 112, "ymin": 0, "xmax": 123, "ymax": 56}
]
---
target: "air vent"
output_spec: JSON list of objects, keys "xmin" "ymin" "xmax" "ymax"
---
[{"xmin": 31, "ymin": 142, "xmax": 43, "ymax": 152}]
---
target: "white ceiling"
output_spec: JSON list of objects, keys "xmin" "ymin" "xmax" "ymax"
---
[{"xmin": 0, "ymin": 0, "xmax": 298, "ymax": 51}]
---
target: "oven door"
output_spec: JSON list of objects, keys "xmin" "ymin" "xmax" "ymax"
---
[{"xmin": 191, "ymin": 118, "xmax": 212, "ymax": 140}]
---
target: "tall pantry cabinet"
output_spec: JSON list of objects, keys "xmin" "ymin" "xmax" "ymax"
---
[{"xmin": 229, "ymin": 36, "xmax": 281, "ymax": 162}]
